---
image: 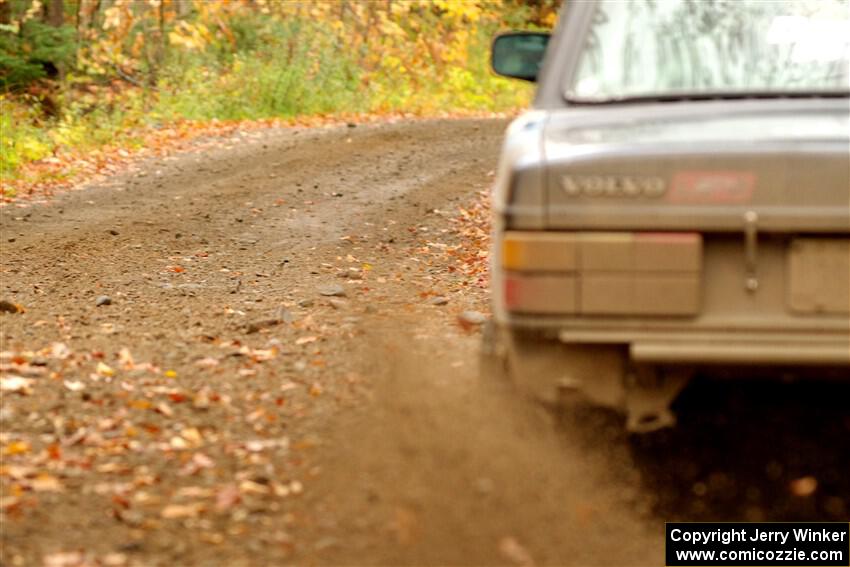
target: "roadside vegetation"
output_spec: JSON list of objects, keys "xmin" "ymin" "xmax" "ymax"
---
[{"xmin": 1, "ymin": 0, "xmax": 555, "ymax": 199}]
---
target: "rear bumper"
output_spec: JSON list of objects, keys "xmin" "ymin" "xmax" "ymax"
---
[
  {"xmin": 629, "ymin": 338, "xmax": 850, "ymax": 365},
  {"xmin": 505, "ymin": 316, "xmax": 850, "ymax": 366},
  {"xmin": 561, "ymin": 329, "xmax": 849, "ymax": 365}
]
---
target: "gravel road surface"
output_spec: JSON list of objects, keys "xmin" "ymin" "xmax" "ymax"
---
[{"xmin": 1, "ymin": 119, "xmax": 847, "ymax": 567}]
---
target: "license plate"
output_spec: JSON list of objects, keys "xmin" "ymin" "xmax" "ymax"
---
[{"xmin": 788, "ymin": 238, "xmax": 850, "ymax": 315}]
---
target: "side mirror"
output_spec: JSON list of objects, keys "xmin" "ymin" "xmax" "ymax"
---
[{"xmin": 491, "ymin": 32, "xmax": 551, "ymax": 82}]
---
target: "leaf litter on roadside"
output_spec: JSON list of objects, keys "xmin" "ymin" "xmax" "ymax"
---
[
  {"xmin": 1, "ymin": 169, "xmax": 497, "ymax": 563},
  {"xmin": 0, "ymin": 333, "xmax": 319, "ymax": 555}
]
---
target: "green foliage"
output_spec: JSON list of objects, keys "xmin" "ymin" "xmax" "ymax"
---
[
  {"xmin": 0, "ymin": 21, "xmax": 76, "ymax": 89},
  {"xmin": 4, "ymin": 0, "xmax": 547, "ymax": 184},
  {"xmin": 156, "ymin": 15, "xmax": 366, "ymax": 121},
  {"xmin": 1, "ymin": 96, "xmax": 51, "ymax": 187}
]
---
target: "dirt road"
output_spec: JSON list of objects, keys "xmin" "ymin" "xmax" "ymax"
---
[{"xmin": 1, "ymin": 119, "xmax": 847, "ymax": 567}]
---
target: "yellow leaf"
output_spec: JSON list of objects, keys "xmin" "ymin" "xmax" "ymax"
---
[
  {"xmin": 118, "ymin": 347, "xmax": 135, "ymax": 369},
  {"xmin": 3, "ymin": 441, "xmax": 30, "ymax": 456},
  {"xmin": 181, "ymin": 427, "xmax": 203, "ymax": 446},
  {"xmin": 96, "ymin": 361, "xmax": 115, "ymax": 377},
  {"xmin": 31, "ymin": 474, "xmax": 63, "ymax": 492}
]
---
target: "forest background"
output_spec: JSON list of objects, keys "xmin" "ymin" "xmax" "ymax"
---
[{"xmin": 0, "ymin": 0, "xmax": 557, "ymax": 198}]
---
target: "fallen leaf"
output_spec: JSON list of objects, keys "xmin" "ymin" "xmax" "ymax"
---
[
  {"xmin": 239, "ymin": 480, "xmax": 269, "ymax": 495},
  {"xmin": 43, "ymin": 551, "xmax": 85, "ymax": 567},
  {"xmin": 128, "ymin": 399, "xmax": 152, "ymax": 410},
  {"xmin": 97, "ymin": 361, "xmax": 116, "ymax": 377},
  {"xmin": 175, "ymin": 486, "xmax": 214, "ymax": 499},
  {"xmin": 0, "ymin": 496, "xmax": 21, "ymax": 513},
  {"xmin": 790, "ymin": 476, "xmax": 818, "ymax": 497},
  {"xmin": 0, "ymin": 375, "xmax": 33, "ymax": 393},
  {"xmin": 63, "ymin": 380, "xmax": 86, "ymax": 392},
  {"xmin": 102, "ymin": 553, "xmax": 128, "ymax": 566},
  {"xmin": 31, "ymin": 474, "xmax": 64, "ymax": 492},
  {"xmin": 51, "ymin": 342, "xmax": 71, "ymax": 359},
  {"xmin": 181, "ymin": 427, "xmax": 203, "ymax": 446},
  {"xmin": 192, "ymin": 452, "xmax": 215, "ymax": 468},
  {"xmin": 97, "ymin": 462, "xmax": 129, "ymax": 474},
  {"xmin": 215, "ymin": 484, "xmax": 241, "ymax": 512},
  {"xmin": 118, "ymin": 347, "xmax": 135, "ymax": 368},
  {"xmin": 161, "ymin": 503, "xmax": 203, "ymax": 519},
  {"xmin": 3, "ymin": 441, "xmax": 31, "ymax": 456},
  {"xmin": 248, "ymin": 348, "xmax": 278, "ymax": 361},
  {"xmin": 179, "ymin": 452, "xmax": 215, "ymax": 476},
  {"xmin": 155, "ymin": 402, "xmax": 174, "ymax": 417},
  {"xmin": 0, "ymin": 300, "xmax": 25, "ymax": 314},
  {"xmin": 499, "ymin": 536, "xmax": 535, "ymax": 566}
]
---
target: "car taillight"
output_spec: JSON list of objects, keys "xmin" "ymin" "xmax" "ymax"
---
[{"xmin": 502, "ymin": 231, "xmax": 702, "ymax": 316}]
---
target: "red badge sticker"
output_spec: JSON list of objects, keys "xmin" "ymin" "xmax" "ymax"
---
[{"xmin": 667, "ymin": 171, "xmax": 755, "ymax": 204}]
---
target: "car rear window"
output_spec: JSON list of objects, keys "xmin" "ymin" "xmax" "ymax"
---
[{"xmin": 566, "ymin": 0, "xmax": 850, "ymax": 102}]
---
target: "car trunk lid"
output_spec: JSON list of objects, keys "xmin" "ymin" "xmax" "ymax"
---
[{"xmin": 542, "ymin": 100, "xmax": 850, "ymax": 233}]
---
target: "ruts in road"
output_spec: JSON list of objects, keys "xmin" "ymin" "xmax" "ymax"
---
[{"xmin": 1, "ymin": 119, "xmax": 848, "ymax": 567}]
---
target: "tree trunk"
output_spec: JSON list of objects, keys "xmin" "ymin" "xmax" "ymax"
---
[
  {"xmin": 89, "ymin": 0, "xmax": 102, "ymax": 31},
  {"xmin": 0, "ymin": 0, "xmax": 11, "ymax": 26},
  {"xmin": 46, "ymin": 0, "xmax": 65, "ymax": 27},
  {"xmin": 159, "ymin": 0, "xmax": 165, "ymax": 53}
]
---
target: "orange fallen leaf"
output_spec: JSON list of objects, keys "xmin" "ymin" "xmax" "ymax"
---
[
  {"xmin": 0, "ymin": 496, "xmax": 21, "ymax": 513},
  {"xmin": 128, "ymin": 399, "xmax": 152, "ymax": 410},
  {"xmin": 789, "ymin": 476, "xmax": 818, "ymax": 497},
  {"xmin": 47, "ymin": 443, "xmax": 62, "ymax": 460}
]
